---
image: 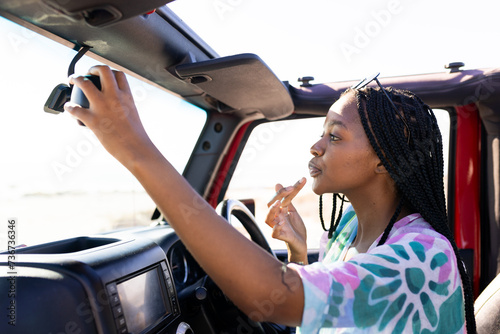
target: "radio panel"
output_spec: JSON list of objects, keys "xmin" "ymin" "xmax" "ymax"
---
[{"xmin": 106, "ymin": 262, "xmax": 179, "ymax": 334}]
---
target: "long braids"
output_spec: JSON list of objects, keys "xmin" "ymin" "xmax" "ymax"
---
[
  {"xmin": 352, "ymin": 86, "xmax": 476, "ymax": 333},
  {"xmin": 319, "ymin": 193, "xmax": 348, "ymax": 238}
]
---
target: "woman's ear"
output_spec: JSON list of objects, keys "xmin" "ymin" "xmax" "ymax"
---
[{"xmin": 375, "ymin": 161, "xmax": 388, "ymax": 174}]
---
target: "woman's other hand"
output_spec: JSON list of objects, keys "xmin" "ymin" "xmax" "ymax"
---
[{"xmin": 266, "ymin": 178, "xmax": 308, "ymax": 264}]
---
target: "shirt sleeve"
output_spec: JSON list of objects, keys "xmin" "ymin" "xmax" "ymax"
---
[{"xmin": 290, "ymin": 229, "xmax": 465, "ymax": 333}]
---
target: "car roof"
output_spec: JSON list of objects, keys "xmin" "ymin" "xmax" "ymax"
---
[{"xmin": 292, "ymin": 68, "xmax": 500, "ymax": 120}]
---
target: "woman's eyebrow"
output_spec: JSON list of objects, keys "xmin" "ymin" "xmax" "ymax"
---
[{"xmin": 328, "ymin": 119, "xmax": 348, "ymax": 129}]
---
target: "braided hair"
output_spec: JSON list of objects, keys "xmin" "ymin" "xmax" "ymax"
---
[
  {"xmin": 319, "ymin": 193, "xmax": 348, "ymax": 239},
  {"xmin": 343, "ymin": 86, "xmax": 476, "ymax": 333}
]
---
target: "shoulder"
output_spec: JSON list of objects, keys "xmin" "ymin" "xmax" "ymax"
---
[{"xmin": 373, "ymin": 213, "xmax": 453, "ymax": 252}]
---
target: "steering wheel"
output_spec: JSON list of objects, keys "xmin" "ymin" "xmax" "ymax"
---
[
  {"xmin": 217, "ymin": 198, "xmax": 276, "ymax": 257},
  {"xmin": 179, "ymin": 199, "xmax": 288, "ymax": 333}
]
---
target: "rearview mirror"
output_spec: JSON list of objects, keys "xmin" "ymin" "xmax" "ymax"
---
[{"xmin": 44, "ymin": 84, "xmax": 71, "ymax": 114}]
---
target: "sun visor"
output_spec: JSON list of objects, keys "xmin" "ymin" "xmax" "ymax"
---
[
  {"xmin": 175, "ymin": 54, "xmax": 294, "ymax": 121},
  {"xmin": 42, "ymin": 0, "xmax": 175, "ymax": 27}
]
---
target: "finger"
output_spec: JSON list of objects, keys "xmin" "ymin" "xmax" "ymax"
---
[
  {"xmin": 272, "ymin": 220, "xmax": 287, "ymax": 239},
  {"xmin": 113, "ymin": 70, "xmax": 132, "ymax": 94},
  {"xmin": 272, "ymin": 218, "xmax": 294, "ymax": 243},
  {"xmin": 265, "ymin": 200, "xmax": 281, "ymax": 227},
  {"xmin": 267, "ymin": 184, "xmax": 287, "ymax": 207},
  {"xmin": 267, "ymin": 179, "xmax": 305, "ymax": 208},
  {"xmin": 69, "ymin": 75, "xmax": 102, "ymax": 106},
  {"xmin": 281, "ymin": 177, "xmax": 307, "ymax": 207},
  {"xmin": 272, "ymin": 224, "xmax": 283, "ymax": 240},
  {"xmin": 88, "ymin": 65, "xmax": 119, "ymax": 92},
  {"xmin": 287, "ymin": 202, "xmax": 297, "ymax": 213},
  {"xmin": 64, "ymin": 102, "xmax": 92, "ymax": 126}
]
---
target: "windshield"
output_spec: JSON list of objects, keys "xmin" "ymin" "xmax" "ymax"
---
[{"xmin": 0, "ymin": 17, "xmax": 207, "ymax": 247}]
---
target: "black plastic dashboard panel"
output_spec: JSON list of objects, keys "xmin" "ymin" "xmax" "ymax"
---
[{"xmin": 0, "ymin": 236, "xmax": 182, "ymax": 334}]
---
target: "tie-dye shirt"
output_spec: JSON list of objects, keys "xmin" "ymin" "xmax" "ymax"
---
[{"xmin": 291, "ymin": 205, "xmax": 466, "ymax": 333}]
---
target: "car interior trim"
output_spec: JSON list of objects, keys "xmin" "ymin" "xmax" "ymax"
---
[{"xmin": 454, "ymin": 103, "xmax": 482, "ymax": 297}]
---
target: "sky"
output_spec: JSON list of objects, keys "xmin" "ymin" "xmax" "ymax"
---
[{"xmin": 169, "ymin": 0, "xmax": 500, "ymax": 84}]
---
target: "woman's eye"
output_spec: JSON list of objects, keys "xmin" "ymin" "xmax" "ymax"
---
[{"xmin": 330, "ymin": 134, "xmax": 339, "ymax": 141}]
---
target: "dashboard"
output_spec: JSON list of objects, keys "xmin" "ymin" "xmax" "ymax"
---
[
  {"xmin": 168, "ymin": 242, "xmax": 204, "ymax": 293},
  {"xmin": 0, "ymin": 225, "xmax": 205, "ymax": 334}
]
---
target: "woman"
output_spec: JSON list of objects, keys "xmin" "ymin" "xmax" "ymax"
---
[
  {"xmin": 65, "ymin": 66, "xmax": 475, "ymax": 333},
  {"xmin": 266, "ymin": 80, "xmax": 476, "ymax": 332}
]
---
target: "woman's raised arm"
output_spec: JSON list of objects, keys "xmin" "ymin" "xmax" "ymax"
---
[{"xmin": 64, "ymin": 65, "xmax": 305, "ymax": 326}]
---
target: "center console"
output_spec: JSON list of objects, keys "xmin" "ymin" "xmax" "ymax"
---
[{"xmin": 1, "ymin": 236, "xmax": 188, "ymax": 334}]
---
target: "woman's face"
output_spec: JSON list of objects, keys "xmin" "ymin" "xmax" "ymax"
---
[{"xmin": 309, "ymin": 92, "xmax": 381, "ymax": 196}]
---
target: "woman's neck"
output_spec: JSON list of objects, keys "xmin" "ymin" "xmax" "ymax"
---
[{"xmin": 346, "ymin": 186, "xmax": 410, "ymax": 253}]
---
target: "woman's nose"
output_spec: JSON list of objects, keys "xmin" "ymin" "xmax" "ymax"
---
[{"xmin": 310, "ymin": 138, "xmax": 324, "ymax": 157}]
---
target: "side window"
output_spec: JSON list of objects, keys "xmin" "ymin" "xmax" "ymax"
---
[
  {"xmin": 225, "ymin": 118, "xmax": 327, "ymax": 250},
  {"xmin": 434, "ymin": 109, "xmax": 451, "ymax": 203},
  {"xmin": 225, "ymin": 109, "xmax": 450, "ymax": 250}
]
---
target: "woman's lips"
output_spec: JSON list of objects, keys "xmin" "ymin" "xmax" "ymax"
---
[{"xmin": 309, "ymin": 161, "xmax": 321, "ymax": 177}]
